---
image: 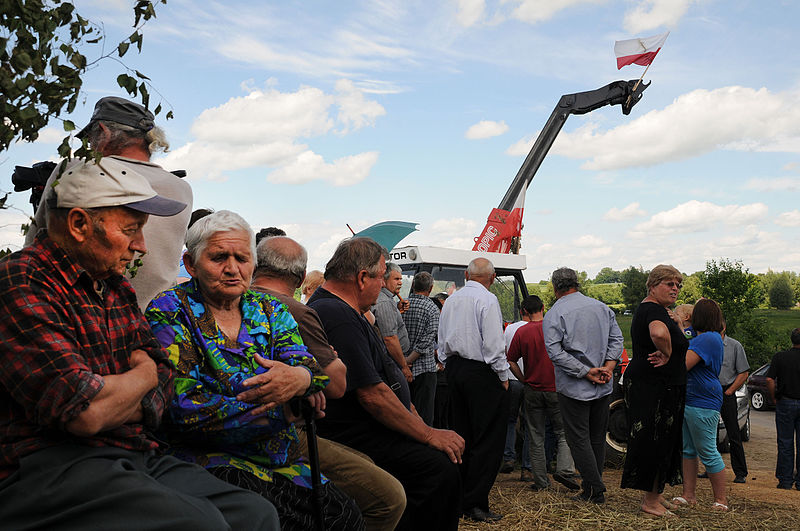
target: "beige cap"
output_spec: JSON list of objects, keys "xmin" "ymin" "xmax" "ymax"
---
[{"xmin": 50, "ymin": 158, "xmax": 186, "ymax": 216}]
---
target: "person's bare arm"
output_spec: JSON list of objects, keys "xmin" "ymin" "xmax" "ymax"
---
[
  {"xmin": 383, "ymin": 335, "xmax": 413, "ymax": 382},
  {"xmin": 64, "ymin": 349, "xmax": 158, "ymax": 437},
  {"xmin": 685, "ymin": 349, "xmax": 701, "ymax": 371},
  {"xmin": 767, "ymin": 377, "xmax": 776, "ymax": 403},
  {"xmin": 357, "ymin": 382, "xmax": 464, "ymax": 463},
  {"xmin": 405, "ymin": 350, "xmax": 421, "ymax": 365},
  {"xmin": 725, "ymin": 371, "xmax": 749, "ymax": 396},
  {"xmin": 237, "ymin": 354, "xmax": 312, "ymax": 410},
  {"xmin": 508, "ymin": 360, "xmax": 525, "ymax": 382},
  {"xmin": 648, "ymin": 320, "xmax": 673, "ymax": 358},
  {"xmin": 321, "ymin": 357, "xmax": 347, "ymax": 399}
]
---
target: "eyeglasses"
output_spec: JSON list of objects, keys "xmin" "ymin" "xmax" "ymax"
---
[{"xmin": 662, "ymin": 281, "xmax": 682, "ymax": 289}]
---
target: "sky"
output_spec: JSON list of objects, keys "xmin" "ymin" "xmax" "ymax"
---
[{"xmin": 2, "ymin": 0, "xmax": 800, "ymax": 282}]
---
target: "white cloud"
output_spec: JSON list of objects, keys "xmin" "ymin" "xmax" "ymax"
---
[
  {"xmin": 623, "ymin": 0, "xmax": 695, "ymax": 34},
  {"xmin": 776, "ymin": 210, "xmax": 800, "ymax": 227},
  {"xmin": 550, "ymin": 86, "xmax": 800, "ymax": 170},
  {"xmin": 628, "ymin": 200, "xmax": 768, "ymax": 238},
  {"xmin": 505, "ymin": 133, "xmax": 536, "ymax": 156},
  {"xmin": 268, "ymin": 151, "xmax": 379, "ymax": 186},
  {"xmin": 465, "ymin": 120, "xmax": 509, "ymax": 139},
  {"xmin": 0, "ymin": 210, "xmax": 30, "ymax": 252},
  {"xmin": 455, "ymin": 0, "xmax": 485, "ymax": 27},
  {"xmin": 744, "ymin": 177, "xmax": 800, "ymax": 192},
  {"xmin": 509, "ymin": 0, "xmax": 605, "ymax": 24},
  {"xmin": 32, "ymin": 127, "xmax": 66, "ymax": 145},
  {"xmin": 158, "ymin": 81, "xmax": 384, "ymax": 184},
  {"xmin": 604, "ymin": 202, "xmax": 646, "ymax": 221},
  {"xmin": 572, "ymin": 234, "xmax": 605, "ymax": 247}
]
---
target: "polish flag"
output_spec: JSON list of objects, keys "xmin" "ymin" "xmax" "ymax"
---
[{"xmin": 614, "ymin": 31, "xmax": 669, "ymax": 69}]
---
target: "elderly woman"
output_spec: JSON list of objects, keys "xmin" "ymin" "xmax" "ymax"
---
[
  {"xmin": 621, "ymin": 265, "xmax": 689, "ymax": 517},
  {"xmin": 300, "ymin": 270, "xmax": 324, "ymax": 303},
  {"xmin": 145, "ymin": 210, "xmax": 363, "ymax": 531},
  {"xmin": 671, "ymin": 298, "xmax": 728, "ymax": 510}
]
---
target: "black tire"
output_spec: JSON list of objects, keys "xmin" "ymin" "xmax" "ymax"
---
[
  {"xmin": 741, "ymin": 414, "xmax": 751, "ymax": 442},
  {"xmin": 605, "ymin": 398, "xmax": 627, "ymax": 469},
  {"xmin": 751, "ymin": 391, "xmax": 767, "ymax": 411}
]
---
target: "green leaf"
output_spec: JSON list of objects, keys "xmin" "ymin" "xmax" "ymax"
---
[
  {"xmin": 118, "ymin": 41, "xmax": 130, "ymax": 57},
  {"xmin": 57, "ymin": 137, "xmax": 71, "ymax": 158},
  {"xmin": 63, "ymin": 120, "xmax": 76, "ymax": 132},
  {"xmin": 134, "ymin": 69, "xmax": 150, "ymax": 80},
  {"xmin": 166, "ymin": 110, "xmax": 174, "ymax": 120},
  {"xmin": 69, "ymin": 52, "xmax": 86, "ymax": 69},
  {"xmin": 117, "ymin": 73, "xmax": 138, "ymax": 96}
]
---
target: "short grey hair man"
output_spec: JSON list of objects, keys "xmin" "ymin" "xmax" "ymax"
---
[{"xmin": 542, "ymin": 266, "xmax": 623, "ymax": 504}]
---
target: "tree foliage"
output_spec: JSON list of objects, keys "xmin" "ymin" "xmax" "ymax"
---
[
  {"xmin": 700, "ymin": 259, "xmax": 762, "ymax": 328},
  {"xmin": 594, "ymin": 266, "xmax": 622, "ymax": 284},
  {"xmin": 621, "ymin": 266, "xmax": 648, "ymax": 311},
  {"xmin": 769, "ymin": 275, "xmax": 795, "ymax": 310},
  {"xmin": 0, "ymin": 0, "xmax": 168, "ymax": 156}
]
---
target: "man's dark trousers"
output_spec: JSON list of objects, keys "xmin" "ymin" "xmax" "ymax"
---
[
  {"xmin": 558, "ymin": 393, "xmax": 611, "ymax": 495},
  {"xmin": 446, "ymin": 356, "xmax": 509, "ymax": 512},
  {"xmin": 720, "ymin": 391, "xmax": 748, "ymax": 478},
  {"xmin": 775, "ymin": 398, "xmax": 800, "ymax": 488}
]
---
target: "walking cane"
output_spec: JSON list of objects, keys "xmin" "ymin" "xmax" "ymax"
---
[{"xmin": 295, "ymin": 398, "xmax": 324, "ymax": 531}]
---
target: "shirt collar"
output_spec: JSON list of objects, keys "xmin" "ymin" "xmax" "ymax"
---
[{"xmin": 35, "ymin": 230, "xmax": 106, "ymax": 289}]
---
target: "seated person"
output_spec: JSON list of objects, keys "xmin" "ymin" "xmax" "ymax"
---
[
  {"xmin": 0, "ymin": 159, "xmax": 278, "ymax": 530},
  {"xmin": 308, "ymin": 237, "xmax": 464, "ymax": 531},
  {"xmin": 145, "ymin": 210, "xmax": 363, "ymax": 531}
]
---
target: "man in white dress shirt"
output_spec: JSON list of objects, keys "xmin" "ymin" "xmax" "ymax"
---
[{"xmin": 438, "ymin": 257, "xmax": 509, "ymax": 522}]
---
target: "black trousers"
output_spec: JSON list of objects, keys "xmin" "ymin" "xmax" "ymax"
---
[
  {"xmin": 446, "ymin": 356, "xmax": 509, "ymax": 512},
  {"xmin": 558, "ymin": 393, "xmax": 611, "ymax": 495},
  {"xmin": 0, "ymin": 444, "xmax": 279, "ymax": 531},
  {"xmin": 721, "ymin": 391, "xmax": 748, "ymax": 477}
]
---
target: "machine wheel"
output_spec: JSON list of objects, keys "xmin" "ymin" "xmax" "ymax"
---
[
  {"xmin": 717, "ymin": 435, "xmax": 730, "ymax": 454},
  {"xmin": 605, "ymin": 398, "xmax": 628, "ymax": 469},
  {"xmin": 741, "ymin": 414, "xmax": 751, "ymax": 442},
  {"xmin": 751, "ymin": 391, "xmax": 767, "ymax": 411}
]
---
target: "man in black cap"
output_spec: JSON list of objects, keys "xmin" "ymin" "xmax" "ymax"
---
[
  {"xmin": 0, "ymin": 159, "xmax": 279, "ymax": 530},
  {"xmin": 26, "ymin": 96, "xmax": 193, "ymax": 309}
]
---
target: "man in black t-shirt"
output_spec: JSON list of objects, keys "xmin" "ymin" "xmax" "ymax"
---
[
  {"xmin": 308, "ymin": 237, "xmax": 464, "ymax": 531},
  {"xmin": 766, "ymin": 328, "xmax": 800, "ymax": 490}
]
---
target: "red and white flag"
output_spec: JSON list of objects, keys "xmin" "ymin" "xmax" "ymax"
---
[{"xmin": 614, "ymin": 31, "xmax": 669, "ymax": 69}]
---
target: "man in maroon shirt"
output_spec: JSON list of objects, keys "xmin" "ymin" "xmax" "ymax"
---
[
  {"xmin": 0, "ymin": 158, "xmax": 278, "ymax": 530},
  {"xmin": 507, "ymin": 295, "xmax": 579, "ymax": 492}
]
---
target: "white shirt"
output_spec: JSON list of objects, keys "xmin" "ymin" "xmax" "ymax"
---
[
  {"xmin": 503, "ymin": 320, "xmax": 526, "ymax": 380},
  {"xmin": 438, "ymin": 280, "xmax": 509, "ymax": 380}
]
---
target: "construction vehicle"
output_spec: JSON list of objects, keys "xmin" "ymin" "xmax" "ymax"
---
[{"xmin": 391, "ymin": 79, "xmax": 649, "ymax": 324}]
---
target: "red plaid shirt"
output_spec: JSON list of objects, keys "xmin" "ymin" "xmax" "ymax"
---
[{"xmin": 0, "ymin": 232, "xmax": 174, "ymax": 480}]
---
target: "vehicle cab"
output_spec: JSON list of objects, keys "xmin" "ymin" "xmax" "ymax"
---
[{"xmin": 388, "ymin": 245, "xmax": 529, "ymax": 324}]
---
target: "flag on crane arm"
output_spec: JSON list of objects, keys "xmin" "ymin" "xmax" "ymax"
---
[{"xmin": 614, "ymin": 31, "xmax": 669, "ymax": 69}]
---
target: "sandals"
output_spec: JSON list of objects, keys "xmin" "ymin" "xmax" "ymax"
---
[
  {"xmin": 712, "ymin": 502, "xmax": 729, "ymax": 511},
  {"xmin": 659, "ymin": 499, "xmax": 677, "ymax": 510},
  {"xmin": 670, "ymin": 496, "xmax": 693, "ymax": 506}
]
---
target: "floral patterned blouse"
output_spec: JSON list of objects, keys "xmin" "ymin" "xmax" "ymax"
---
[{"xmin": 145, "ymin": 279, "xmax": 328, "ymax": 488}]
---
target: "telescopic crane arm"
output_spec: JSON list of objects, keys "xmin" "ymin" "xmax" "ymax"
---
[{"xmin": 472, "ymin": 79, "xmax": 649, "ymax": 254}]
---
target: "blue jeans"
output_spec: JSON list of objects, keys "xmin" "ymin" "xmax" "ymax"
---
[
  {"xmin": 503, "ymin": 379, "xmax": 531, "ymax": 470},
  {"xmin": 775, "ymin": 398, "xmax": 800, "ymax": 487}
]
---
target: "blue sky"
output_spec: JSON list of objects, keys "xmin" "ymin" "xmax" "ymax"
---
[{"xmin": 2, "ymin": 0, "xmax": 799, "ymax": 281}]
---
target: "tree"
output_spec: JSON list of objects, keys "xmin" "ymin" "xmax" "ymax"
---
[
  {"xmin": 769, "ymin": 275, "xmax": 795, "ymax": 310},
  {"xmin": 621, "ymin": 266, "xmax": 648, "ymax": 311},
  {"xmin": 594, "ymin": 267, "xmax": 622, "ymax": 284},
  {"xmin": 676, "ymin": 272, "xmax": 702, "ymax": 305},
  {"xmin": 1, "ymin": 0, "xmax": 168, "ymax": 157},
  {"xmin": 700, "ymin": 259, "xmax": 762, "ymax": 329}
]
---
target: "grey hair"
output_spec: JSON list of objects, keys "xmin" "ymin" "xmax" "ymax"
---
[
  {"xmin": 85, "ymin": 121, "xmax": 169, "ymax": 155},
  {"xmin": 383, "ymin": 262, "xmax": 402, "ymax": 280},
  {"xmin": 411, "ymin": 271, "xmax": 434, "ymax": 293},
  {"xmin": 255, "ymin": 236, "xmax": 308, "ymax": 286},
  {"xmin": 324, "ymin": 237, "xmax": 388, "ymax": 282},
  {"xmin": 185, "ymin": 210, "xmax": 256, "ymax": 263},
  {"xmin": 551, "ymin": 267, "xmax": 579, "ymax": 293},
  {"xmin": 467, "ymin": 258, "xmax": 494, "ymax": 277}
]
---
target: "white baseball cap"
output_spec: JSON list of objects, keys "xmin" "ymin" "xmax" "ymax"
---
[{"xmin": 50, "ymin": 157, "xmax": 186, "ymax": 217}]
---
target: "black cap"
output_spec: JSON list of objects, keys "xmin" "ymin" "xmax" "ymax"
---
[{"xmin": 76, "ymin": 97, "xmax": 155, "ymax": 139}]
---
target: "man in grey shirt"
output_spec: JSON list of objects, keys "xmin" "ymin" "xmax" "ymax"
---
[
  {"xmin": 373, "ymin": 262, "xmax": 413, "ymax": 382},
  {"xmin": 718, "ymin": 325, "xmax": 750, "ymax": 483},
  {"xmin": 542, "ymin": 267, "xmax": 623, "ymax": 504}
]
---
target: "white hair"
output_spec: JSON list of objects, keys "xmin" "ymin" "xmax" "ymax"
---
[{"xmin": 185, "ymin": 210, "xmax": 255, "ymax": 262}]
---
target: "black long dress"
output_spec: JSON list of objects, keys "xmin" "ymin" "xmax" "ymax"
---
[{"xmin": 620, "ymin": 302, "xmax": 689, "ymax": 492}]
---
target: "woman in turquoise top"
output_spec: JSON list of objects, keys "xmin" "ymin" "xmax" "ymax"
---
[
  {"xmin": 146, "ymin": 210, "xmax": 363, "ymax": 531},
  {"xmin": 671, "ymin": 298, "xmax": 727, "ymax": 511}
]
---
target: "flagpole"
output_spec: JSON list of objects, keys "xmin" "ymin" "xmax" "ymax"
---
[{"xmin": 625, "ymin": 62, "xmax": 652, "ymax": 108}]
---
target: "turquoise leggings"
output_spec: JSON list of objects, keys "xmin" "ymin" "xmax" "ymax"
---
[{"xmin": 682, "ymin": 405, "xmax": 725, "ymax": 473}]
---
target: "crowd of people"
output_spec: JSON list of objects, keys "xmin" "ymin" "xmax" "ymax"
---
[{"xmin": 1, "ymin": 95, "xmax": 799, "ymax": 529}]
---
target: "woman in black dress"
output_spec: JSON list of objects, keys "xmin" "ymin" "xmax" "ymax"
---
[{"xmin": 621, "ymin": 265, "xmax": 689, "ymax": 516}]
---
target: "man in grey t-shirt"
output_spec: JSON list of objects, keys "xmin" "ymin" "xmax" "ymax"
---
[
  {"xmin": 718, "ymin": 326, "xmax": 750, "ymax": 482},
  {"xmin": 373, "ymin": 262, "xmax": 413, "ymax": 382}
]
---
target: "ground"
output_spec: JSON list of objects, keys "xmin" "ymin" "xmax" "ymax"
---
[{"xmin": 460, "ymin": 409, "xmax": 800, "ymax": 530}]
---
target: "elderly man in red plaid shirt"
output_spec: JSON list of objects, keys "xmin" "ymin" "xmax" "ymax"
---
[{"xmin": 0, "ymin": 158, "xmax": 278, "ymax": 530}]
